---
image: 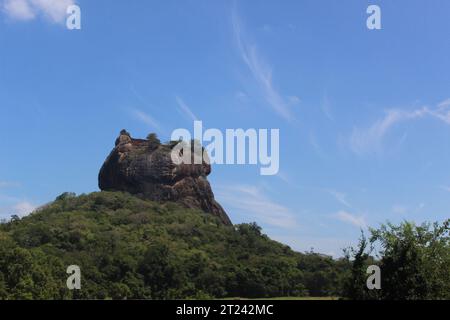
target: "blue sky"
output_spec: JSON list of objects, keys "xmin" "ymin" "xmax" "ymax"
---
[{"xmin": 0, "ymin": 0, "xmax": 449, "ymax": 256}]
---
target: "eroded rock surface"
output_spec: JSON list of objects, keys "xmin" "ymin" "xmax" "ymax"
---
[{"xmin": 98, "ymin": 130, "xmax": 232, "ymax": 225}]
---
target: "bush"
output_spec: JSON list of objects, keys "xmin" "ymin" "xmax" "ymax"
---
[
  {"xmin": 343, "ymin": 220, "xmax": 450, "ymax": 300},
  {"xmin": 146, "ymin": 133, "xmax": 161, "ymax": 147}
]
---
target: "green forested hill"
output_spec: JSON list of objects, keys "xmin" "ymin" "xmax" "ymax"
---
[{"xmin": 0, "ymin": 192, "xmax": 349, "ymax": 299}]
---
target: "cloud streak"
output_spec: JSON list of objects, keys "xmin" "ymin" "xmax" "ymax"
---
[
  {"xmin": 175, "ymin": 96, "xmax": 198, "ymax": 122},
  {"xmin": 13, "ymin": 201, "xmax": 36, "ymax": 217},
  {"xmin": 2, "ymin": 0, "xmax": 76, "ymax": 23},
  {"xmin": 232, "ymin": 8, "xmax": 293, "ymax": 121},
  {"xmin": 328, "ymin": 190, "xmax": 352, "ymax": 208},
  {"xmin": 132, "ymin": 109, "xmax": 162, "ymax": 133},
  {"xmin": 334, "ymin": 210, "xmax": 367, "ymax": 228},
  {"xmin": 0, "ymin": 199, "xmax": 36, "ymax": 220},
  {"xmin": 217, "ymin": 184, "xmax": 299, "ymax": 229},
  {"xmin": 350, "ymin": 99, "xmax": 450, "ymax": 155}
]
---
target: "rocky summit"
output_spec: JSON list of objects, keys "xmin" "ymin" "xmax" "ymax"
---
[{"xmin": 98, "ymin": 130, "xmax": 232, "ymax": 225}]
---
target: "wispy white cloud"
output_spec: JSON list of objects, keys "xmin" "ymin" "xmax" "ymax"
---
[
  {"xmin": 438, "ymin": 98, "xmax": 450, "ymax": 108},
  {"xmin": 275, "ymin": 170, "xmax": 293, "ymax": 186},
  {"xmin": 441, "ymin": 186, "xmax": 450, "ymax": 193},
  {"xmin": 0, "ymin": 181, "xmax": 20, "ymax": 188},
  {"xmin": 309, "ymin": 131, "xmax": 327, "ymax": 159},
  {"xmin": 429, "ymin": 98, "xmax": 450, "ymax": 124},
  {"xmin": 334, "ymin": 210, "xmax": 367, "ymax": 228},
  {"xmin": 175, "ymin": 96, "xmax": 198, "ymax": 122},
  {"xmin": 349, "ymin": 99, "xmax": 450, "ymax": 155},
  {"xmin": 328, "ymin": 190, "xmax": 352, "ymax": 208},
  {"xmin": 217, "ymin": 184, "xmax": 299, "ymax": 229},
  {"xmin": 132, "ymin": 109, "xmax": 162, "ymax": 132},
  {"xmin": 0, "ymin": 200, "xmax": 36, "ymax": 220},
  {"xmin": 129, "ymin": 86, "xmax": 166, "ymax": 136},
  {"xmin": 13, "ymin": 201, "xmax": 35, "ymax": 217},
  {"xmin": 350, "ymin": 108, "xmax": 427, "ymax": 155},
  {"xmin": 391, "ymin": 202, "xmax": 425, "ymax": 216},
  {"xmin": 2, "ymin": 0, "xmax": 34, "ymax": 20},
  {"xmin": 232, "ymin": 8, "xmax": 293, "ymax": 121},
  {"xmin": 2, "ymin": 0, "xmax": 76, "ymax": 23}
]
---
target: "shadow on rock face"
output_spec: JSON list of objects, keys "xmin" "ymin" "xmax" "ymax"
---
[{"xmin": 98, "ymin": 130, "xmax": 232, "ymax": 225}]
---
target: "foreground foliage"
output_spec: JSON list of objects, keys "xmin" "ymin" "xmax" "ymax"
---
[
  {"xmin": 2, "ymin": 192, "xmax": 447, "ymax": 300},
  {"xmin": 0, "ymin": 192, "xmax": 349, "ymax": 299},
  {"xmin": 344, "ymin": 220, "xmax": 450, "ymax": 300}
]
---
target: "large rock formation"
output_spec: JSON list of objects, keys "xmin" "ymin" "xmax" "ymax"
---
[{"xmin": 98, "ymin": 130, "xmax": 232, "ymax": 225}]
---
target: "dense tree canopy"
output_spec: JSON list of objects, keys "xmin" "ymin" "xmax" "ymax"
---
[
  {"xmin": 0, "ymin": 192, "xmax": 349, "ymax": 299},
  {"xmin": 343, "ymin": 220, "xmax": 450, "ymax": 300},
  {"xmin": 1, "ymin": 192, "xmax": 447, "ymax": 300}
]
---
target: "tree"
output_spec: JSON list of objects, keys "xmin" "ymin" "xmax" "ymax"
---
[
  {"xmin": 0, "ymin": 191, "xmax": 352, "ymax": 300},
  {"xmin": 146, "ymin": 133, "xmax": 161, "ymax": 146},
  {"xmin": 56, "ymin": 192, "xmax": 76, "ymax": 201},
  {"xmin": 344, "ymin": 220, "xmax": 450, "ymax": 300},
  {"xmin": 342, "ymin": 232, "xmax": 378, "ymax": 300}
]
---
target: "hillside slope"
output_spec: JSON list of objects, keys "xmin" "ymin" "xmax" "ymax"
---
[{"xmin": 0, "ymin": 192, "xmax": 349, "ymax": 299}]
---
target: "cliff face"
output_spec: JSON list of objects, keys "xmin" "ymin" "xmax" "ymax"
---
[{"xmin": 98, "ymin": 130, "xmax": 232, "ymax": 225}]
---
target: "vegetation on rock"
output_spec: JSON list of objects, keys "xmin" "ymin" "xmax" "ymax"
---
[
  {"xmin": 0, "ymin": 192, "xmax": 349, "ymax": 299},
  {"xmin": 0, "ymin": 191, "xmax": 448, "ymax": 300}
]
